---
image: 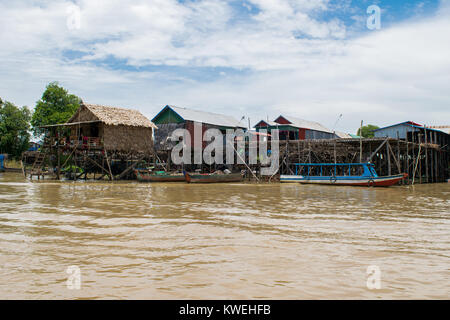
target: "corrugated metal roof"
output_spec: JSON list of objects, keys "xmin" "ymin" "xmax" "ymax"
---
[
  {"xmin": 373, "ymin": 121, "xmax": 422, "ymax": 131},
  {"xmin": 165, "ymin": 105, "xmax": 246, "ymax": 128},
  {"xmin": 254, "ymin": 120, "xmax": 277, "ymax": 127},
  {"xmin": 410, "ymin": 124, "xmax": 448, "ymax": 134},
  {"xmin": 429, "ymin": 126, "xmax": 450, "ymax": 135},
  {"xmin": 335, "ymin": 131, "xmax": 353, "ymax": 138},
  {"xmin": 278, "ymin": 115, "xmax": 333, "ymax": 133}
]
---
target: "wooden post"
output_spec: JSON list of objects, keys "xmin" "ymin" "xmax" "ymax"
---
[
  {"xmin": 419, "ymin": 134, "xmax": 422, "ymax": 184},
  {"xmin": 412, "ymin": 141, "xmax": 422, "ymax": 185},
  {"xmin": 56, "ymin": 141, "xmax": 61, "ymax": 180},
  {"xmin": 396, "ymin": 131, "xmax": 401, "ymax": 178},
  {"xmin": 85, "ymin": 156, "xmax": 110, "ymax": 177},
  {"xmin": 431, "ymin": 147, "xmax": 435, "ymax": 183},
  {"xmin": 333, "ymin": 140, "xmax": 337, "ymax": 164},
  {"xmin": 386, "ymin": 142, "xmax": 391, "ymax": 176},
  {"xmin": 21, "ymin": 160, "xmax": 26, "ymax": 178},
  {"xmin": 359, "ymin": 120, "xmax": 363, "ymax": 163},
  {"xmin": 424, "ymin": 126, "xmax": 429, "ymax": 183},
  {"xmin": 387, "ymin": 142, "xmax": 401, "ymax": 174},
  {"xmin": 434, "ymin": 132, "xmax": 438, "ymax": 182},
  {"xmin": 104, "ymin": 149, "xmax": 114, "ymax": 181},
  {"xmin": 367, "ymin": 137, "xmax": 389, "ymax": 163},
  {"xmin": 435, "ymin": 147, "xmax": 438, "ymax": 182},
  {"xmin": 115, "ymin": 156, "xmax": 145, "ymax": 180},
  {"xmin": 286, "ymin": 141, "xmax": 289, "ymax": 174},
  {"xmin": 167, "ymin": 150, "xmax": 171, "ymax": 171},
  {"xmin": 413, "ymin": 133, "xmax": 416, "ymax": 181},
  {"xmin": 308, "ymin": 142, "xmax": 312, "ymax": 163},
  {"xmin": 102, "ymin": 156, "xmax": 105, "ymax": 180},
  {"xmin": 84, "ymin": 152, "xmax": 88, "ymax": 181},
  {"xmin": 72, "ymin": 150, "xmax": 77, "ymax": 181},
  {"xmin": 406, "ymin": 141, "xmax": 410, "ymax": 184}
]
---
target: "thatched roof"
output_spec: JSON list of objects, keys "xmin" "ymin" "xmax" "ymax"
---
[{"xmin": 69, "ymin": 103, "xmax": 157, "ymax": 129}]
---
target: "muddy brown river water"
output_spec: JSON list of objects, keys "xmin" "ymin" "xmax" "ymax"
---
[{"xmin": 0, "ymin": 172, "xmax": 448, "ymax": 299}]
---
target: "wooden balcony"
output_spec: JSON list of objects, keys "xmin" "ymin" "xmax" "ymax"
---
[{"xmin": 46, "ymin": 137, "xmax": 103, "ymax": 149}]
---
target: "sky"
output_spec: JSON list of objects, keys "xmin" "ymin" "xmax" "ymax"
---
[{"xmin": 0, "ymin": 0, "xmax": 449, "ymax": 134}]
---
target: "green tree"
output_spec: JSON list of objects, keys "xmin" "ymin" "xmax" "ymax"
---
[
  {"xmin": 0, "ymin": 99, "xmax": 31, "ymax": 159},
  {"xmin": 31, "ymin": 82, "xmax": 81, "ymax": 135},
  {"xmin": 357, "ymin": 124, "xmax": 380, "ymax": 138}
]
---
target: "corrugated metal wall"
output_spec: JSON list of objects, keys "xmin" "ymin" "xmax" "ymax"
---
[
  {"xmin": 305, "ymin": 130, "xmax": 335, "ymax": 140},
  {"xmin": 154, "ymin": 123, "xmax": 185, "ymax": 151},
  {"xmin": 374, "ymin": 124, "xmax": 420, "ymax": 139}
]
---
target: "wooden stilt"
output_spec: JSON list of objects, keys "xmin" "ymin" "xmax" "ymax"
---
[
  {"xmin": 115, "ymin": 156, "xmax": 145, "ymax": 180},
  {"xmin": 412, "ymin": 142, "xmax": 422, "ymax": 185},
  {"xmin": 104, "ymin": 149, "xmax": 114, "ymax": 181},
  {"xmin": 386, "ymin": 142, "xmax": 391, "ymax": 176},
  {"xmin": 21, "ymin": 160, "xmax": 26, "ymax": 178},
  {"xmin": 387, "ymin": 142, "xmax": 401, "ymax": 174},
  {"xmin": 56, "ymin": 142, "xmax": 61, "ymax": 180},
  {"xmin": 85, "ymin": 156, "xmax": 110, "ymax": 176},
  {"xmin": 419, "ymin": 135, "xmax": 423, "ymax": 184}
]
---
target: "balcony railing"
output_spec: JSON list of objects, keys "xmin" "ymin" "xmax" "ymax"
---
[{"xmin": 46, "ymin": 137, "xmax": 103, "ymax": 149}]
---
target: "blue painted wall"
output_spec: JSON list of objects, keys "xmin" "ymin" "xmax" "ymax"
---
[{"xmin": 373, "ymin": 124, "xmax": 419, "ymax": 139}]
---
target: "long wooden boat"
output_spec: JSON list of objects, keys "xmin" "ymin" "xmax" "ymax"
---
[
  {"xmin": 184, "ymin": 171, "xmax": 244, "ymax": 183},
  {"xmin": 135, "ymin": 170, "xmax": 186, "ymax": 182},
  {"xmin": 280, "ymin": 163, "xmax": 407, "ymax": 187}
]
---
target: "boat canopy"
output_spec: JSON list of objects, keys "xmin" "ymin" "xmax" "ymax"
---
[{"xmin": 292, "ymin": 163, "xmax": 378, "ymax": 178}]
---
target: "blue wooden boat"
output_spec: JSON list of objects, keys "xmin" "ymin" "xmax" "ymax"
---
[{"xmin": 280, "ymin": 163, "xmax": 407, "ymax": 187}]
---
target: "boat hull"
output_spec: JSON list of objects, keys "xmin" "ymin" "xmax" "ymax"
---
[
  {"xmin": 184, "ymin": 172, "xmax": 244, "ymax": 183},
  {"xmin": 135, "ymin": 170, "xmax": 186, "ymax": 182},
  {"xmin": 280, "ymin": 173, "xmax": 407, "ymax": 187}
]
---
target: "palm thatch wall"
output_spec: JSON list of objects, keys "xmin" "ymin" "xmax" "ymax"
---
[{"xmin": 103, "ymin": 124, "xmax": 153, "ymax": 153}]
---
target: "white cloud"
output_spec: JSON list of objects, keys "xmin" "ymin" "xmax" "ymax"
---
[{"xmin": 0, "ymin": 0, "xmax": 449, "ymax": 134}]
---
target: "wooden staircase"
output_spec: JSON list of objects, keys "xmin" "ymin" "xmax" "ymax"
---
[{"xmin": 30, "ymin": 149, "xmax": 48, "ymax": 178}]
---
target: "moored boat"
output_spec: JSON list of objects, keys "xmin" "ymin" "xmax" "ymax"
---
[
  {"xmin": 135, "ymin": 169, "xmax": 186, "ymax": 182},
  {"xmin": 280, "ymin": 163, "xmax": 407, "ymax": 187},
  {"xmin": 184, "ymin": 171, "xmax": 244, "ymax": 183}
]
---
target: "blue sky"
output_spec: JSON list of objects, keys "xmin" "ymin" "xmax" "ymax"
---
[
  {"xmin": 0, "ymin": 0, "xmax": 448, "ymax": 134},
  {"xmin": 62, "ymin": 0, "xmax": 441, "ymax": 74}
]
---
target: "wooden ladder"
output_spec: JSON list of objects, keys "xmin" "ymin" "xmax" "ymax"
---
[{"xmin": 30, "ymin": 149, "xmax": 47, "ymax": 178}]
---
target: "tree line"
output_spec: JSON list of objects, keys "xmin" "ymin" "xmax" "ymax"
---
[{"xmin": 0, "ymin": 82, "xmax": 81, "ymax": 159}]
